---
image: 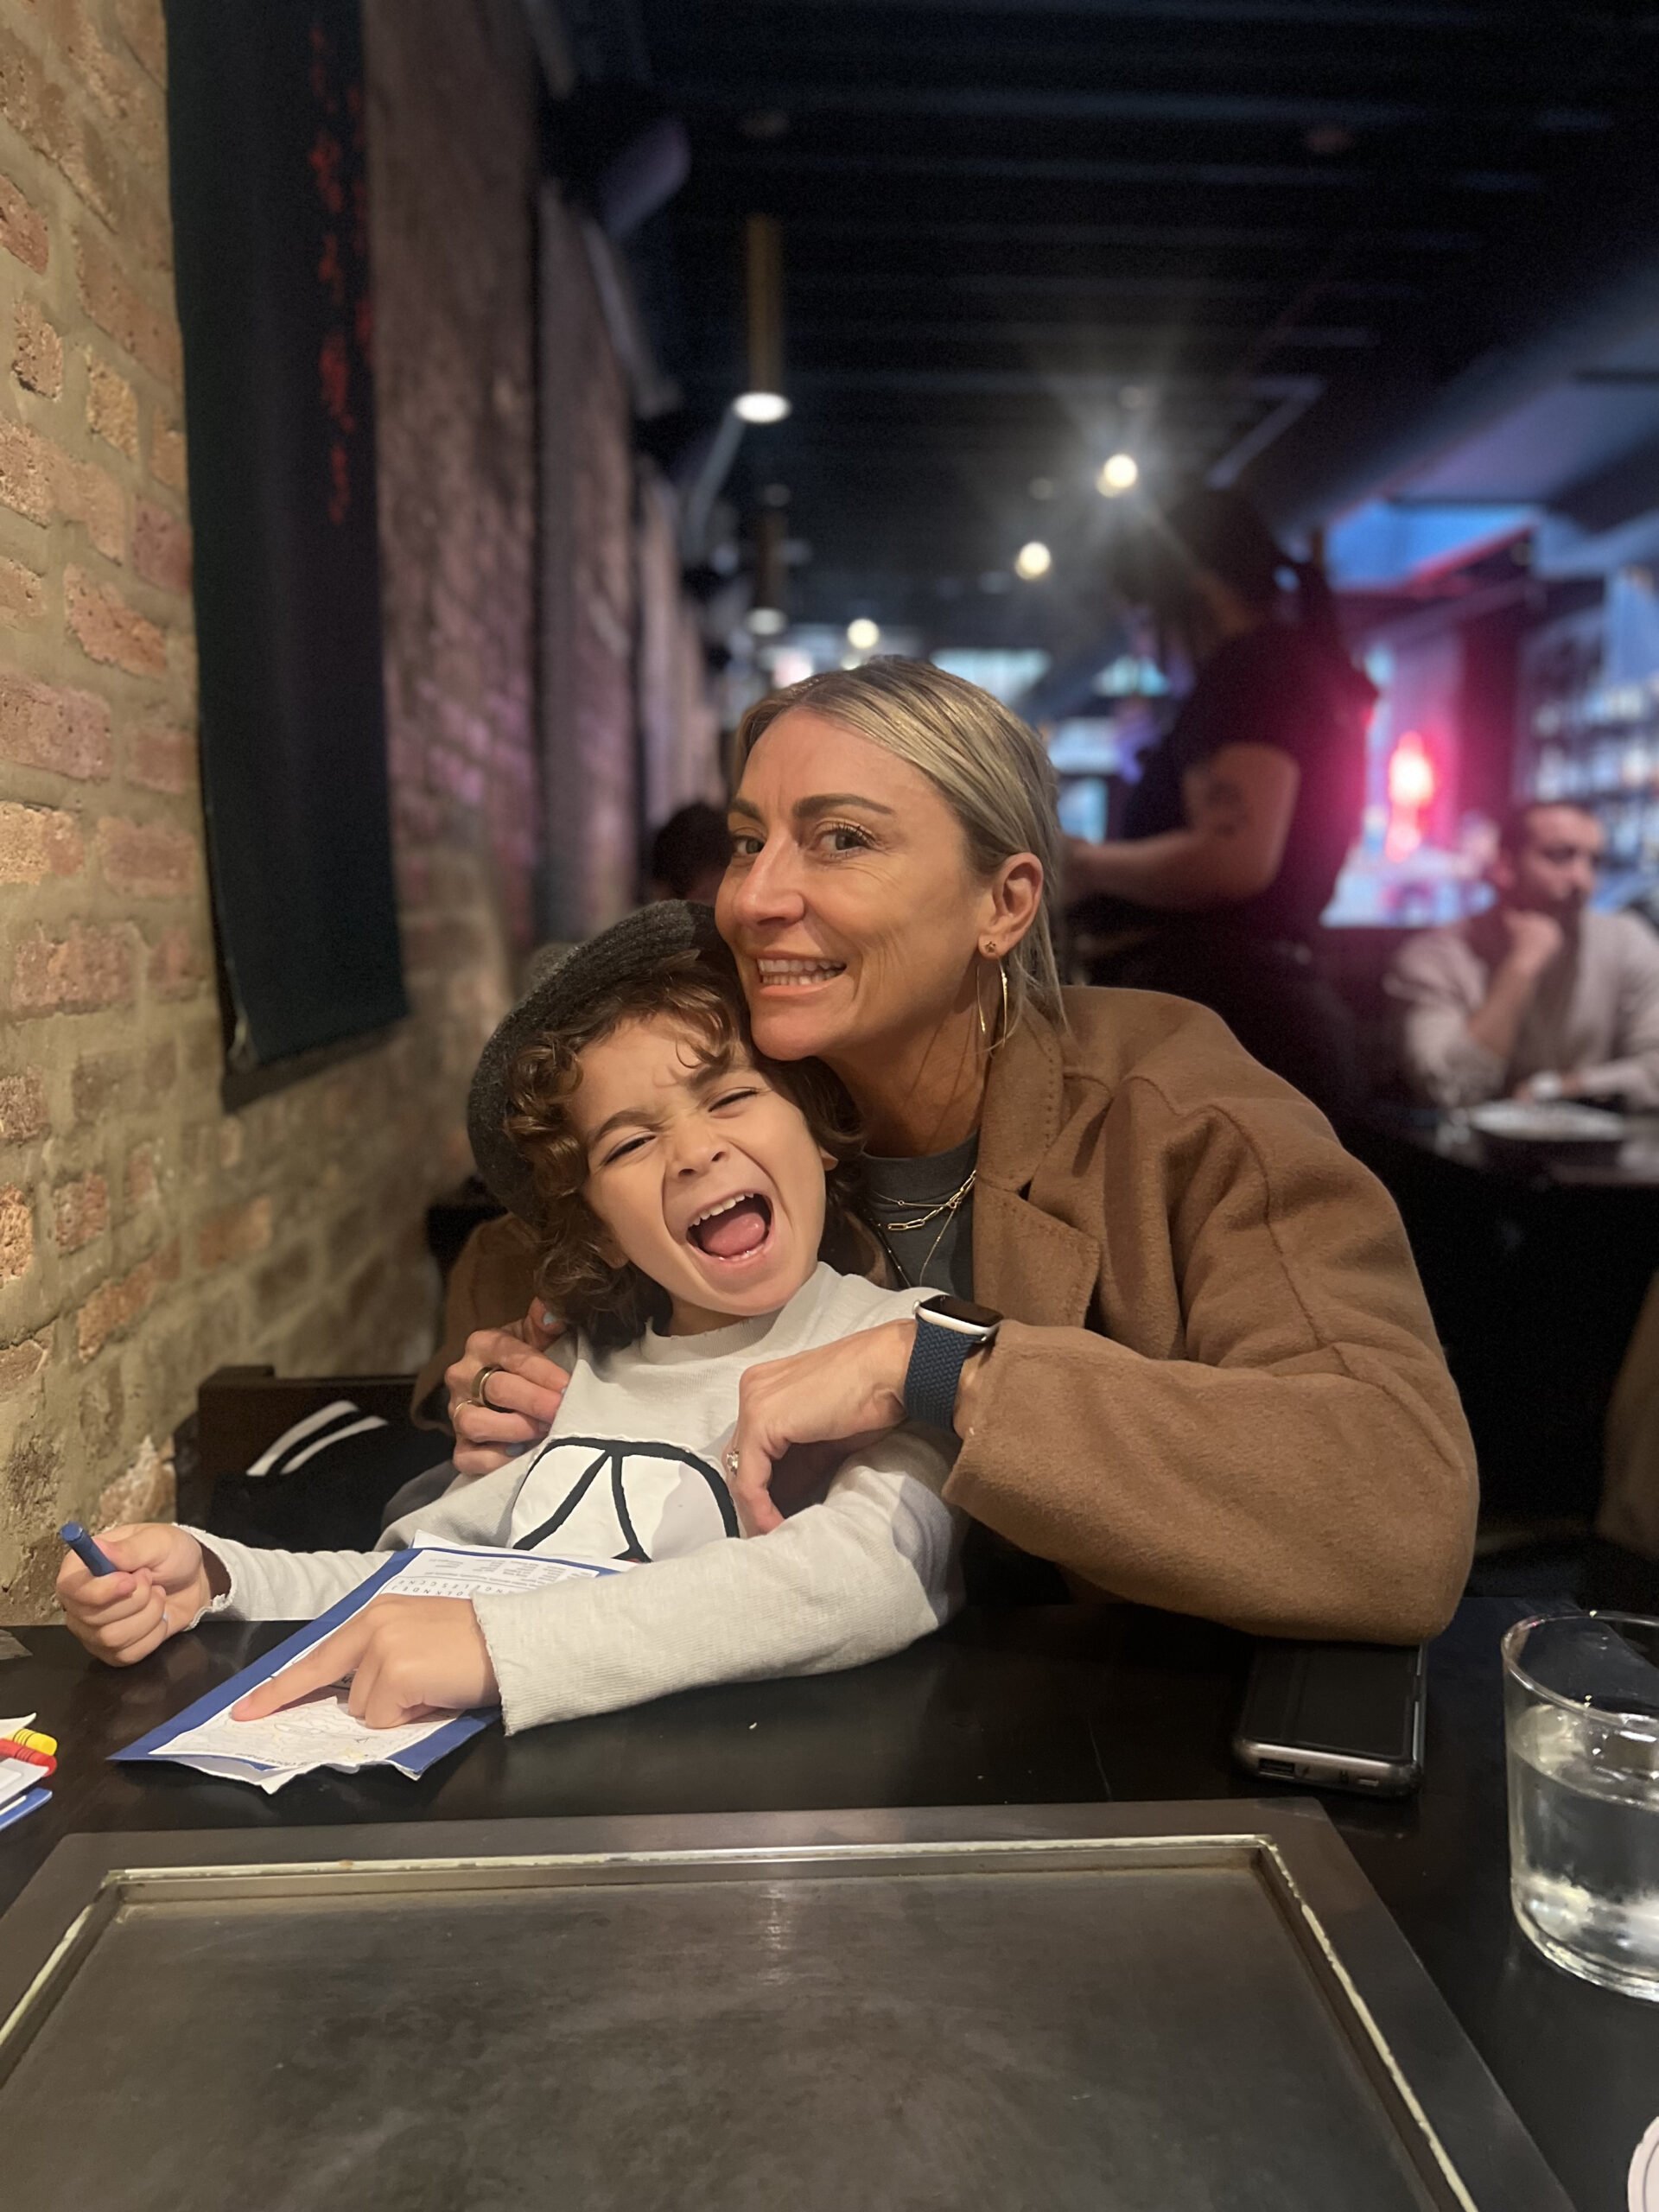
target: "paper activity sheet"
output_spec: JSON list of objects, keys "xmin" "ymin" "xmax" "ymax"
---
[
  {"xmin": 113, "ymin": 1543, "xmax": 632, "ymax": 1791},
  {"xmin": 161, "ymin": 1694, "xmax": 448, "ymax": 1789},
  {"xmin": 0, "ymin": 1714, "xmax": 41, "ymax": 1808},
  {"xmin": 387, "ymin": 1537, "xmax": 624, "ymax": 1600}
]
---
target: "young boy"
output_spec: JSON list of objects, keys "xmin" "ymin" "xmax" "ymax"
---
[{"xmin": 57, "ymin": 908, "xmax": 961, "ymax": 1734}]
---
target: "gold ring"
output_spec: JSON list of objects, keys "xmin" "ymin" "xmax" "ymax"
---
[
  {"xmin": 470, "ymin": 1363, "xmax": 505, "ymax": 1410},
  {"xmin": 724, "ymin": 1448, "xmax": 741, "ymax": 1478}
]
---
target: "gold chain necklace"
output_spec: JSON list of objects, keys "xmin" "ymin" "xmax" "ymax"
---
[{"xmin": 863, "ymin": 1166, "xmax": 977, "ymax": 1236}]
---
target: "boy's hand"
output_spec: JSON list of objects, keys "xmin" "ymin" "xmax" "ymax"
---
[
  {"xmin": 727, "ymin": 1319, "xmax": 914, "ymax": 1535},
  {"xmin": 231, "ymin": 1597, "xmax": 498, "ymax": 1730},
  {"xmin": 55, "ymin": 1523, "xmax": 212, "ymax": 1667},
  {"xmin": 445, "ymin": 1302, "xmax": 571, "ymax": 1477}
]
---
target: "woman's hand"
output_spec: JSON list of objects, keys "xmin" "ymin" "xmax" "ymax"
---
[
  {"xmin": 725, "ymin": 1319, "xmax": 915, "ymax": 1535},
  {"xmin": 55, "ymin": 1523, "xmax": 212, "ymax": 1667},
  {"xmin": 231, "ymin": 1596, "xmax": 498, "ymax": 1730},
  {"xmin": 445, "ymin": 1301, "xmax": 571, "ymax": 1476}
]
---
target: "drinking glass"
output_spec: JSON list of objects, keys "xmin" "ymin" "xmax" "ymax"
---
[{"xmin": 1503, "ymin": 1610, "xmax": 1659, "ymax": 1999}]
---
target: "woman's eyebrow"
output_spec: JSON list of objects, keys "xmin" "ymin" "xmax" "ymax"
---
[{"xmin": 728, "ymin": 792, "xmax": 897, "ymax": 823}]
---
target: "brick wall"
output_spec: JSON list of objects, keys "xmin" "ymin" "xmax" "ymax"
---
[
  {"xmin": 537, "ymin": 186, "xmax": 643, "ymax": 940},
  {"xmin": 639, "ymin": 464, "xmax": 722, "ymax": 830},
  {"xmin": 0, "ymin": 0, "xmax": 557, "ymax": 1614}
]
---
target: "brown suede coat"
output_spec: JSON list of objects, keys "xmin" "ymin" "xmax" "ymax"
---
[
  {"xmin": 953, "ymin": 988, "xmax": 1476, "ymax": 1642},
  {"xmin": 420, "ymin": 987, "xmax": 1478, "ymax": 1643}
]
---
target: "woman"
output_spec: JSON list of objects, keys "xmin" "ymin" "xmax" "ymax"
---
[
  {"xmin": 442, "ymin": 659, "xmax": 1475, "ymax": 1643},
  {"xmin": 1064, "ymin": 487, "xmax": 1375, "ymax": 1119}
]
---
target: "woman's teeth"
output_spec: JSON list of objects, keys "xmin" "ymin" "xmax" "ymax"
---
[{"xmin": 756, "ymin": 958, "xmax": 844, "ymax": 987}]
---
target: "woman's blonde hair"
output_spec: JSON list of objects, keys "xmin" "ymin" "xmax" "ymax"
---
[{"xmin": 732, "ymin": 657, "xmax": 1065, "ymax": 1031}]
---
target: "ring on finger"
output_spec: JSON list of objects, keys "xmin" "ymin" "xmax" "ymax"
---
[
  {"xmin": 724, "ymin": 1448, "xmax": 741, "ymax": 1478},
  {"xmin": 470, "ymin": 1363, "xmax": 506, "ymax": 1410}
]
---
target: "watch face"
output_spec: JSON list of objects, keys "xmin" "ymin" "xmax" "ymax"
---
[{"xmin": 920, "ymin": 1294, "xmax": 1001, "ymax": 1331}]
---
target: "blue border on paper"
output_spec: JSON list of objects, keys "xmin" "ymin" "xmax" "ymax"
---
[{"xmin": 111, "ymin": 1546, "xmax": 623, "ymax": 1777}]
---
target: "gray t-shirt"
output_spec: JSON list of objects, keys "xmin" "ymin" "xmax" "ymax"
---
[{"xmin": 858, "ymin": 1133, "xmax": 978, "ymax": 1296}]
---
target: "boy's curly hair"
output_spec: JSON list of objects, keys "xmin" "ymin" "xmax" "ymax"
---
[{"xmin": 504, "ymin": 947, "xmax": 867, "ymax": 1351}]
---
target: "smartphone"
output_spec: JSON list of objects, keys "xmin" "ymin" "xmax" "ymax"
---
[{"xmin": 1233, "ymin": 1639, "xmax": 1427, "ymax": 1796}]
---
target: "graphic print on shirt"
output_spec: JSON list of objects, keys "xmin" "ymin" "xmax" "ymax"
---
[{"xmin": 508, "ymin": 1436, "xmax": 739, "ymax": 1563}]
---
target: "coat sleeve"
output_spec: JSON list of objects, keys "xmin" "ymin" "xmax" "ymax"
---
[{"xmin": 947, "ymin": 1079, "xmax": 1478, "ymax": 1643}]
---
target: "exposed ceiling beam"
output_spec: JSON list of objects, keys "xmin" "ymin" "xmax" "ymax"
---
[
  {"xmin": 662, "ymin": 77, "xmax": 1611, "ymax": 134},
  {"xmin": 681, "ymin": 213, "xmax": 1483, "ymax": 253},
  {"xmin": 688, "ymin": 365, "xmax": 1322, "ymax": 397},
  {"xmin": 695, "ymin": 316, "xmax": 1378, "ymax": 348},
  {"xmin": 785, "ymin": 270, "xmax": 1419, "ymax": 301},
  {"xmin": 701, "ymin": 148, "xmax": 1546, "ymax": 196},
  {"xmin": 692, "ymin": 1, "xmax": 1510, "ymax": 23},
  {"xmin": 693, "ymin": 0, "xmax": 1652, "ymax": 25}
]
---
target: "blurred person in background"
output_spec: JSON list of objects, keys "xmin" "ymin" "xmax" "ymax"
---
[
  {"xmin": 1062, "ymin": 486, "xmax": 1375, "ymax": 1122},
  {"xmin": 647, "ymin": 800, "xmax": 730, "ymax": 906},
  {"xmin": 1388, "ymin": 800, "xmax": 1659, "ymax": 1110}
]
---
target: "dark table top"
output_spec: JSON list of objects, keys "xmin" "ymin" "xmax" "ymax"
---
[
  {"xmin": 1363, "ymin": 1105, "xmax": 1659, "ymax": 1192},
  {"xmin": 2, "ymin": 1594, "xmax": 1651, "ymax": 2209}
]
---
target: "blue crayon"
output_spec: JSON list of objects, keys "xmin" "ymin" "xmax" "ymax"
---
[
  {"xmin": 60, "ymin": 1521, "xmax": 118, "ymax": 1577},
  {"xmin": 0, "ymin": 1785, "xmax": 51, "ymax": 1834}
]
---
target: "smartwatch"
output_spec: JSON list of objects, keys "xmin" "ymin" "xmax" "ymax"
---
[{"xmin": 902, "ymin": 1294, "xmax": 1002, "ymax": 1430}]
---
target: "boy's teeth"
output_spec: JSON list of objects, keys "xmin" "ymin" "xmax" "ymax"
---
[{"xmin": 690, "ymin": 1192, "xmax": 756, "ymax": 1228}]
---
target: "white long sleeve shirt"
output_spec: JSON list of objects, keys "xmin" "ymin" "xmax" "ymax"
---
[
  {"xmin": 193, "ymin": 1265, "xmax": 962, "ymax": 1732},
  {"xmin": 1387, "ymin": 906, "xmax": 1659, "ymax": 1109}
]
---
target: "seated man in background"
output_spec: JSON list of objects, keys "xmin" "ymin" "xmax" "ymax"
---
[{"xmin": 1388, "ymin": 801, "xmax": 1659, "ymax": 1109}]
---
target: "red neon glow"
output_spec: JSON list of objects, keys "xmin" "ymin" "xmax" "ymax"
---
[
  {"xmin": 1384, "ymin": 729, "xmax": 1435, "ymax": 861},
  {"xmin": 1387, "ymin": 730, "xmax": 1436, "ymax": 810}
]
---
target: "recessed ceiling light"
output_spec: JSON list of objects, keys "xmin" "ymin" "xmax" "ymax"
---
[
  {"xmin": 847, "ymin": 618, "xmax": 880, "ymax": 651},
  {"xmin": 1014, "ymin": 541, "xmax": 1052, "ymax": 581},
  {"xmin": 1097, "ymin": 453, "xmax": 1140, "ymax": 497},
  {"xmin": 734, "ymin": 391, "xmax": 791, "ymax": 424}
]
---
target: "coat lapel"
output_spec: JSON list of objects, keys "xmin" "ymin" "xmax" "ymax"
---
[
  {"xmin": 973, "ymin": 1009, "xmax": 1102, "ymax": 1330},
  {"xmin": 974, "ymin": 1183, "xmax": 1099, "ymax": 1329}
]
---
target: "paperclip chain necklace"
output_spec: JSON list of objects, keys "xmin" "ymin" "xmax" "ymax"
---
[{"xmin": 862, "ymin": 1161, "xmax": 977, "ymax": 1290}]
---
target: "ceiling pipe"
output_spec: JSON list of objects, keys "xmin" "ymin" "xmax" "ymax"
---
[{"xmin": 1256, "ymin": 257, "xmax": 1659, "ymax": 536}]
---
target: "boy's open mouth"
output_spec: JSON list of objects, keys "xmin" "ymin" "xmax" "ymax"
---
[{"xmin": 686, "ymin": 1191, "xmax": 774, "ymax": 1261}]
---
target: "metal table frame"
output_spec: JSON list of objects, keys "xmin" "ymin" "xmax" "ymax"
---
[{"xmin": 0, "ymin": 1800, "xmax": 1570, "ymax": 2210}]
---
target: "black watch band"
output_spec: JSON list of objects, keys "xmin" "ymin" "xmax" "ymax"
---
[{"xmin": 903, "ymin": 1295, "xmax": 1001, "ymax": 1429}]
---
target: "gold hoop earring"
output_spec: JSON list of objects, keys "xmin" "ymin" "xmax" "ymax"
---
[{"xmin": 976, "ymin": 950, "xmax": 1010, "ymax": 1051}]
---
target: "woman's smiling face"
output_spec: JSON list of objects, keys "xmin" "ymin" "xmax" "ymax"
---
[{"xmin": 716, "ymin": 711, "xmax": 995, "ymax": 1068}]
